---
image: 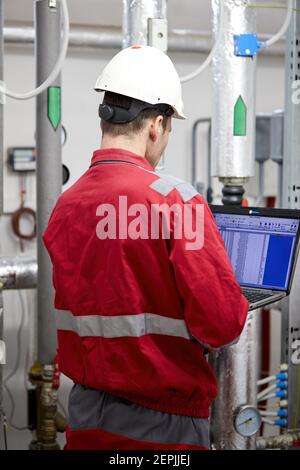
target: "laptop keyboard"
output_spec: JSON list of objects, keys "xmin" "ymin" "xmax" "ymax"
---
[{"xmin": 242, "ymin": 288, "xmax": 273, "ymax": 304}]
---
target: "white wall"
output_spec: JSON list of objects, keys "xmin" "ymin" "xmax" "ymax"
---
[{"xmin": 1, "ymin": 45, "xmax": 285, "ymax": 449}]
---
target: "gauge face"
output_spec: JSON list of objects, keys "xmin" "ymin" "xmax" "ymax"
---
[{"xmin": 234, "ymin": 405, "xmax": 261, "ymax": 437}]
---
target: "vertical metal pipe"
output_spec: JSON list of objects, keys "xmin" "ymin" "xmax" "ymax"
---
[
  {"xmin": 211, "ymin": 0, "xmax": 257, "ymax": 196},
  {"xmin": 36, "ymin": 0, "xmax": 62, "ymax": 365},
  {"xmin": 0, "ymin": 0, "xmax": 3, "ymax": 214},
  {"xmin": 210, "ymin": 312, "xmax": 259, "ymax": 450},
  {"xmin": 122, "ymin": 0, "xmax": 167, "ymax": 48}
]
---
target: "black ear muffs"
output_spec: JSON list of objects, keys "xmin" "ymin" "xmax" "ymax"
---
[
  {"xmin": 99, "ymin": 99, "xmax": 174, "ymax": 124},
  {"xmin": 98, "ymin": 103, "xmax": 133, "ymax": 123},
  {"xmin": 99, "ymin": 103, "xmax": 115, "ymax": 121}
]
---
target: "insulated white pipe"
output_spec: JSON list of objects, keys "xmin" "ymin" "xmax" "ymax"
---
[{"xmin": 211, "ymin": 0, "xmax": 257, "ymax": 181}]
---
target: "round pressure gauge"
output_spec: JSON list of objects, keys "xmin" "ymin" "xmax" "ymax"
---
[{"xmin": 234, "ymin": 405, "xmax": 261, "ymax": 437}]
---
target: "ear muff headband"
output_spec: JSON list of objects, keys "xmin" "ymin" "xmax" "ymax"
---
[{"xmin": 99, "ymin": 99, "xmax": 173, "ymax": 124}]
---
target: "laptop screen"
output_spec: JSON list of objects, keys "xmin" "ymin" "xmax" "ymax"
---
[{"xmin": 213, "ymin": 212, "xmax": 300, "ymax": 291}]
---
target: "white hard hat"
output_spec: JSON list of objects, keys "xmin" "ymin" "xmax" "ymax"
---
[{"xmin": 94, "ymin": 45, "xmax": 186, "ymax": 120}]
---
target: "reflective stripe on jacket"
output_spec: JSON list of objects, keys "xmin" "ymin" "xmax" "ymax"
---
[{"xmin": 43, "ymin": 148, "xmax": 249, "ymax": 418}]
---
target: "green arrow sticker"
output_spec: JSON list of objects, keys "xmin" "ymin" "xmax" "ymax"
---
[
  {"xmin": 233, "ymin": 95, "xmax": 247, "ymax": 136},
  {"xmin": 48, "ymin": 86, "xmax": 61, "ymax": 130}
]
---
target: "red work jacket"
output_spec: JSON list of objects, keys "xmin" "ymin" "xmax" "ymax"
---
[{"xmin": 43, "ymin": 148, "xmax": 249, "ymax": 418}]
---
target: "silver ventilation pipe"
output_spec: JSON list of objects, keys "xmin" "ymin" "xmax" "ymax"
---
[
  {"xmin": 122, "ymin": 0, "xmax": 167, "ymax": 48},
  {"xmin": 211, "ymin": 0, "xmax": 257, "ymax": 205}
]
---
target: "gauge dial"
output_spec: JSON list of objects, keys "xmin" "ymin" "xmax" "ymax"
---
[{"xmin": 234, "ymin": 405, "xmax": 261, "ymax": 437}]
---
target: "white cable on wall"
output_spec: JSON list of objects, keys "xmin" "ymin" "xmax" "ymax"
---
[
  {"xmin": 0, "ymin": 0, "xmax": 69, "ymax": 100},
  {"xmin": 262, "ymin": 417, "xmax": 275, "ymax": 426},
  {"xmin": 260, "ymin": 0, "xmax": 293, "ymax": 49},
  {"xmin": 180, "ymin": 1, "xmax": 225, "ymax": 83},
  {"xmin": 257, "ymin": 383, "xmax": 277, "ymax": 400},
  {"xmin": 260, "ymin": 411, "xmax": 279, "ymax": 417}
]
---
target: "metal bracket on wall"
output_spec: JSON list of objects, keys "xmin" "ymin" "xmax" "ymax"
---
[{"xmin": 148, "ymin": 18, "xmax": 168, "ymax": 52}]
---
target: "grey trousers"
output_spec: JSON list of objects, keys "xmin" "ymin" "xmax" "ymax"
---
[{"xmin": 68, "ymin": 383, "xmax": 210, "ymax": 448}]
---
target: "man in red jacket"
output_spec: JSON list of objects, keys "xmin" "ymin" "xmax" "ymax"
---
[{"xmin": 43, "ymin": 45, "xmax": 249, "ymax": 450}]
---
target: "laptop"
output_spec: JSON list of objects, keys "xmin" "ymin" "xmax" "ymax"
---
[{"xmin": 210, "ymin": 205, "xmax": 300, "ymax": 311}]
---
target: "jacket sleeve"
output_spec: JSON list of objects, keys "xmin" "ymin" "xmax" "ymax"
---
[{"xmin": 168, "ymin": 196, "xmax": 249, "ymax": 349}]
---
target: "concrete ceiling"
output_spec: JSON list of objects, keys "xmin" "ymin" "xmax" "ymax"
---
[{"xmin": 3, "ymin": 0, "xmax": 287, "ymax": 35}]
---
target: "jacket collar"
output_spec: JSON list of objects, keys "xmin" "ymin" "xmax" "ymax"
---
[{"xmin": 91, "ymin": 148, "xmax": 154, "ymax": 171}]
